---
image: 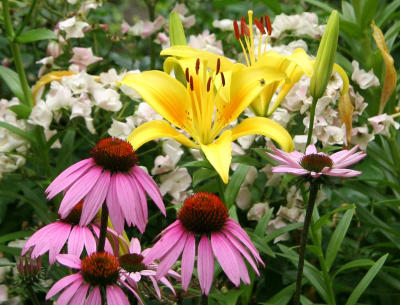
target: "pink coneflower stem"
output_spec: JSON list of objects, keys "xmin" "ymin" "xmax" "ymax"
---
[
  {"xmin": 97, "ymin": 202, "xmax": 109, "ymax": 252},
  {"xmin": 293, "ymin": 182, "xmax": 319, "ymax": 305}
]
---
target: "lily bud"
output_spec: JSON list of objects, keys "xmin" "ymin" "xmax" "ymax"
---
[
  {"xmin": 309, "ymin": 10, "xmax": 339, "ymax": 100},
  {"xmin": 169, "ymin": 11, "xmax": 186, "ymax": 46}
]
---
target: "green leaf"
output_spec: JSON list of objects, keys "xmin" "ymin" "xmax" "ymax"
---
[
  {"xmin": 0, "ymin": 245, "xmax": 21, "ymax": 256},
  {"xmin": 169, "ymin": 11, "xmax": 186, "ymax": 46},
  {"xmin": 325, "ymin": 208, "xmax": 354, "ymax": 271},
  {"xmin": 232, "ymin": 155, "xmax": 263, "ymax": 167},
  {"xmin": 375, "ymin": 0, "xmax": 400, "ymax": 27},
  {"xmin": 360, "ymin": 0, "xmax": 380, "ymax": 28},
  {"xmin": 0, "ymin": 230, "xmax": 33, "ymax": 244},
  {"xmin": 16, "ymin": 28, "xmax": 57, "ymax": 43},
  {"xmin": 0, "ymin": 121, "xmax": 36, "ymax": 144},
  {"xmin": 193, "ymin": 168, "xmax": 217, "ymax": 187},
  {"xmin": 264, "ymin": 222, "xmax": 303, "ymax": 243},
  {"xmin": 254, "ymin": 208, "xmax": 274, "ymax": 237},
  {"xmin": 56, "ymin": 130, "xmax": 76, "ymax": 173},
  {"xmin": 303, "ymin": 0, "xmax": 334, "ymax": 12},
  {"xmin": 313, "ymin": 204, "xmax": 355, "ymax": 232},
  {"xmin": 224, "ymin": 164, "xmax": 250, "ymax": 207},
  {"xmin": 210, "ymin": 288, "xmax": 243, "ymax": 305},
  {"xmin": 261, "ymin": 283, "xmax": 295, "ymax": 305},
  {"xmin": 0, "ymin": 66, "xmax": 25, "ymax": 103},
  {"xmin": 344, "ymin": 254, "xmax": 388, "ymax": 305},
  {"xmin": 181, "ymin": 160, "xmax": 213, "ymax": 169},
  {"xmin": 247, "ymin": 232, "xmax": 275, "ymax": 257},
  {"xmin": 333, "ymin": 259, "xmax": 374, "ymax": 279},
  {"xmin": 9, "ymin": 104, "xmax": 31, "ymax": 119}
]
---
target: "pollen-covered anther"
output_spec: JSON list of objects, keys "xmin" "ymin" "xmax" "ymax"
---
[
  {"xmin": 63, "ymin": 200, "xmax": 84, "ymax": 225},
  {"xmin": 216, "ymin": 58, "xmax": 221, "ymax": 74},
  {"xmin": 119, "ymin": 253, "xmax": 146, "ymax": 273},
  {"xmin": 81, "ymin": 252, "xmax": 120, "ymax": 286},
  {"xmin": 178, "ymin": 192, "xmax": 229, "ymax": 234},
  {"xmin": 300, "ymin": 153, "xmax": 333, "ymax": 173},
  {"xmin": 233, "ymin": 20, "xmax": 240, "ymax": 40},
  {"xmin": 240, "ymin": 16, "xmax": 249, "ymax": 37},
  {"xmin": 195, "ymin": 58, "xmax": 200, "ymax": 75},
  {"xmin": 265, "ymin": 14, "xmax": 272, "ymax": 36},
  {"xmin": 207, "ymin": 77, "xmax": 212, "ymax": 92},
  {"xmin": 190, "ymin": 76, "xmax": 194, "ymax": 91},
  {"xmin": 254, "ymin": 17, "xmax": 266, "ymax": 35},
  {"xmin": 220, "ymin": 72, "xmax": 225, "ymax": 86},
  {"xmin": 91, "ymin": 138, "xmax": 137, "ymax": 172},
  {"xmin": 185, "ymin": 67, "xmax": 190, "ymax": 82}
]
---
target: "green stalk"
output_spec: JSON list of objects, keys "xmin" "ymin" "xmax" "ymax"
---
[
  {"xmin": 15, "ymin": 0, "xmax": 38, "ymax": 36},
  {"xmin": 293, "ymin": 182, "xmax": 319, "ymax": 305},
  {"xmin": 201, "ymin": 294, "xmax": 208, "ymax": 305},
  {"xmin": 2, "ymin": 0, "xmax": 33, "ymax": 107},
  {"xmin": 306, "ymin": 96, "xmax": 318, "ymax": 147}
]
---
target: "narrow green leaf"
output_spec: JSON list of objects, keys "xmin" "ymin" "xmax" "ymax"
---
[
  {"xmin": 0, "ymin": 66, "xmax": 25, "ymax": 103},
  {"xmin": 181, "ymin": 160, "xmax": 212, "ymax": 169},
  {"xmin": 333, "ymin": 259, "xmax": 374, "ymax": 279},
  {"xmin": 0, "ymin": 121, "xmax": 36, "ymax": 144},
  {"xmin": 360, "ymin": 0, "xmax": 380, "ymax": 28},
  {"xmin": 264, "ymin": 222, "xmax": 303, "ymax": 243},
  {"xmin": 247, "ymin": 232, "xmax": 275, "ymax": 257},
  {"xmin": 224, "ymin": 164, "xmax": 250, "ymax": 207},
  {"xmin": 169, "ymin": 11, "xmax": 186, "ymax": 46},
  {"xmin": 261, "ymin": 283, "xmax": 295, "ymax": 305},
  {"xmin": 344, "ymin": 254, "xmax": 388, "ymax": 305},
  {"xmin": 313, "ymin": 204, "xmax": 355, "ymax": 232},
  {"xmin": 325, "ymin": 208, "xmax": 354, "ymax": 271},
  {"xmin": 0, "ymin": 245, "xmax": 22, "ymax": 256},
  {"xmin": 56, "ymin": 130, "xmax": 76, "ymax": 173},
  {"xmin": 193, "ymin": 168, "xmax": 217, "ymax": 187},
  {"xmin": 303, "ymin": 0, "xmax": 334, "ymax": 12},
  {"xmin": 16, "ymin": 28, "xmax": 57, "ymax": 43},
  {"xmin": 0, "ymin": 230, "xmax": 33, "ymax": 244},
  {"xmin": 9, "ymin": 104, "xmax": 31, "ymax": 119},
  {"xmin": 254, "ymin": 207, "xmax": 274, "ymax": 237}
]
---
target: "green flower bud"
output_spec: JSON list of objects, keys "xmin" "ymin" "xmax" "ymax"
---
[
  {"xmin": 169, "ymin": 11, "xmax": 186, "ymax": 46},
  {"xmin": 309, "ymin": 10, "xmax": 339, "ymax": 100}
]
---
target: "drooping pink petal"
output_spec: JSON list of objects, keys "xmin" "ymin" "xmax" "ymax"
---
[
  {"xmin": 46, "ymin": 158, "xmax": 94, "ymax": 199},
  {"xmin": 306, "ymin": 145, "xmax": 317, "ymax": 154},
  {"xmin": 22, "ymin": 222, "xmax": 64, "ymax": 256},
  {"xmin": 156, "ymin": 231, "xmax": 188, "ymax": 280},
  {"xmin": 56, "ymin": 254, "xmax": 82, "ymax": 269},
  {"xmin": 58, "ymin": 166, "xmax": 103, "ymax": 219},
  {"xmin": 114, "ymin": 173, "xmax": 138, "ymax": 227},
  {"xmin": 222, "ymin": 230, "xmax": 260, "ymax": 275},
  {"xmin": 149, "ymin": 276, "xmax": 161, "ymax": 299},
  {"xmin": 67, "ymin": 225, "xmax": 85, "ymax": 256},
  {"xmin": 106, "ymin": 180, "xmax": 124, "ymax": 234},
  {"xmin": 272, "ymin": 166, "xmax": 309, "ymax": 175},
  {"xmin": 51, "ymin": 278, "xmax": 82, "ymax": 305},
  {"xmin": 68, "ymin": 283, "xmax": 89, "ymax": 305},
  {"xmin": 229, "ymin": 241, "xmax": 250, "ymax": 284},
  {"xmin": 333, "ymin": 152, "xmax": 366, "ymax": 168},
  {"xmin": 119, "ymin": 281, "xmax": 144, "ymax": 305},
  {"xmin": 330, "ymin": 145, "xmax": 359, "ymax": 164},
  {"xmin": 46, "ymin": 273, "xmax": 82, "ymax": 299},
  {"xmin": 80, "ymin": 170, "xmax": 110, "ymax": 226},
  {"xmin": 142, "ymin": 222, "xmax": 184, "ymax": 265},
  {"xmin": 159, "ymin": 276, "xmax": 176, "ymax": 295},
  {"xmin": 153, "ymin": 219, "xmax": 181, "ymax": 241},
  {"xmin": 131, "ymin": 178, "xmax": 148, "ymax": 233},
  {"xmin": 85, "ymin": 286, "xmax": 101, "ymax": 305},
  {"xmin": 225, "ymin": 219, "xmax": 263, "ymax": 264},
  {"xmin": 181, "ymin": 233, "xmax": 196, "ymax": 291},
  {"xmin": 267, "ymin": 147, "xmax": 304, "ymax": 167},
  {"xmin": 129, "ymin": 238, "xmax": 141, "ymax": 254},
  {"xmin": 198, "ymin": 235, "xmax": 214, "ymax": 295},
  {"xmin": 49, "ymin": 223, "xmax": 72, "ymax": 264},
  {"xmin": 211, "ymin": 232, "xmax": 240, "ymax": 286},
  {"xmin": 83, "ymin": 226, "xmax": 97, "ymax": 255},
  {"xmin": 132, "ymin": 166, "xmax": 165, "ymax": 215},
  {"xmin": 107, "ymin": 285, "xmax": 130, "ymax": 305},
  {"xmin": 326, "ymin": 168, "xmax": 362, "ymax": 177}
]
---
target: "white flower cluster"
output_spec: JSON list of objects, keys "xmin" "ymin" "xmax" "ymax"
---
[
  {"xmin": 271, "ymin": 12, "xmax": 325, "ymax": 39},
  {"xmin": 0, "ymin": 98, "xmax": 28, "ymax": 179},
  {"xmin": 29, "ymin": 69, "xmax": 137, "ymax": 138}
]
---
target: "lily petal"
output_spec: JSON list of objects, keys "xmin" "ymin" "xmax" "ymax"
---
[
  {"xmin": 231, "ymin": 117, "xmax": 293, "ymax": 152},
  {"xmin": 32, "ymin": 71, "xmax": 76, "ymax": 103},
  {"xmin": 127, "ymin": 120, "xmax": 198, "ymax": 151},
  {"xmin": 122, "ymin": 71, "xmax": 193, "ymax": 132},
  {"xmin": 200, "ymin": 130, "xmax": 232, "ymax": 184}
]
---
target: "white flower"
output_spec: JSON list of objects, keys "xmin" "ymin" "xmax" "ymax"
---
[
  {"xmin": 271, "ymin": 13, "xmax": 324, "ymax": 39},
  {"xmin": 107, "ymin": 117, "xmax": 135, "ymax": 139},
  {"xmin": 368, "ymin": 114, "xmax": 400, "ymax": 137},
  {"xmin": 351, "ymin": 126, "xmax": 374, "ymax": 150},
  {"xmin": 61, "ymin": 71, "xmax": 96, "ymax": 94},
  {"xmin": 277, "ymin": 206, "xmax": 304, "ymax": 223},
  {"xmin": 159, "ymin": 168, "xmax": 192, "ymax": 203},
  {"xmin": 267, "ymin": 217, "xmax": 289, "ymax": 243},
  {"xmin": 163, "ymin": 139, "xmax": 183, "ymax": 166},
  {"xmin": 0, "ymin": 285, "xmax": 8, "ymax": 303},
  {"xmin": 69, "ymin": 47, "xmax": 102, "ymax": 70},
  {"xmin": 92, "ymin": 86, "xmax": 122, "ymax": 112},
  {"xmin": 271, "ymin": 107, "xmax": 291, "ymax": 128},
  {"xmin": 133, "ymin": 102, "xmax": 162, "ymax": 126},
  {"xmin": 70, "ymin": 95, "xmax": 92, "ymax": 119},
  {"xmin": 247, "ymin": 202, "xmax": 269, "ymax": 221},
  {"xmin": 45, "ymin": 81, "xmax": 72, "ymax": 111},
  {"xmin": 234, "ymin": 166, "xmax": 257, "ymax": 210},
  {"xmin": 212, "ymin": 19, "xmax": 234, "ymax": 31},
  {"xmin": 188, "ymin": 30, "xmax": 224, "ymax": 56},
  {"xmin": 237, "ymin": 134, "xmax": 255, "ymax": 150},
  {"xmin": 58, "ymin": 17, "xmax": 89, "ymax": 39},
  {"xmin": 351, "ymin": 60, "xmax": 380, "ymax": 89},
  {"xmin": 28, "ymin": 100, "xmax": 53, "ymax": 129},
  {"xmin": 36, "ymin": 56, "xmax": 54, "ymax": 77},
  {"xmin": 172, "ymin": 3, "xmax": 195, "ymax": 28},
  {"xmin": 151, "ymin": 155, "xmax": 174, "ymax": 175}
]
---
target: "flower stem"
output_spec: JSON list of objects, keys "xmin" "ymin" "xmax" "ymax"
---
[
  {"xmin": 2, "ymin": 0, "xmax": 33, "ymax": 107},
  {"xmin": 97, "ymin": 202, "xmax": 109, "ymax": 252},
  {"xmin": 26, "ymin": 285, "xmax": 41, "ymax": 305},
  {"xmin": 293, "ymin": 182, "xmax": 319, "ymax": 305},
  {"xmin": 201, "ymin": 294, "xmax": 208, "ymax": 305},
  {"xmin": 306, "ymin": 96, "xmax": 319, "ymax": 147}
]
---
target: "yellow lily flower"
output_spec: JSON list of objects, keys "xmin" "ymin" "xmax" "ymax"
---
[{"xmin": 122, "ymin": 60, "xmax": 294, "ymax": 183}]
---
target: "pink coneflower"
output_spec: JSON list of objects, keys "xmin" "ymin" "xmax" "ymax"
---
[
  {"xmin": 21, "ymin": 201, "xmax": 111, "ymax": 264},
  {"xmin": 46, "ymin": 138, "xmax": 165, "ymax": 234},
  {"xmin": 267, "ymin": 144, "xmax": 366, "ymax": 178},
  {"xmin": 46, "ymin": 252, "xmax": 143, "ymax": 305},
  {"xmin": 142, "ymin": 192, "xmax": 264, "ymax": 295},
  {"xmin": 119, "ymin": 238, "xmax": 180, "ymax": 299}
]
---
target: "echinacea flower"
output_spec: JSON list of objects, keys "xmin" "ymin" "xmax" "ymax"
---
[
  {"xmin": 46, "ymin": 252, "xmax": 143, "ymax": 305},
  {"xmin": 267, "ymin": 144, "xmax": 366, "ymax": 178},
  {"xmin": 21, "ymin": 201, "xmax": 108, "ymax": 264},
  {"xmin": 46, "ymin": 138, "xmax": 165, "ymax": 234},
  {"xmin": 142, "ymin": 192, "xmax": 264, "ymax": 295},
  {"xmin": 122, "ymin": 59, "xmax": 293, "ymax": 183},
  {"xmin": 119, "ymin": 238, "xmax": 180, "ymax": 299}
]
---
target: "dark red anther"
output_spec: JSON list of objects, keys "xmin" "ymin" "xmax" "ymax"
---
[
  {"xmin": 233, "ymin": 20, "xmax": 240, "ymax": 40},
  {"xmin": 185, "ymin": 68, "xmax": 189, "ymax": 82},
  {"xmin": 220, "ymin": 72, "xmax": 225, "ymax": 87},
  {"xmin": 195, "ymin": 58, "xmax": 200, "ymax": 75},
  {"xmin": 240, "ymin": 16, "xmax": 249, "ymax": 37},
  {"xmin": 254, "ymin": 17, "xmax": 266, "ymax": 35},
  {"xmin": 265, "ymin": 15, "xmax": 272, "ymax": 36},
  {"xmin": 190, "ymin": 76, "xmax": 194, "ymax": 91},
  {"xmin": 216, "ymin": 58, "xmax": 221, "ymax": 75},
  {"xmin": 207, "ymin": 77, "xmax": 211, "ymax": 92}
]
